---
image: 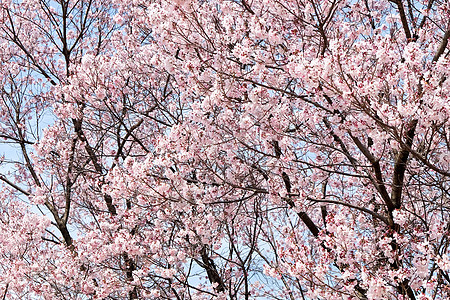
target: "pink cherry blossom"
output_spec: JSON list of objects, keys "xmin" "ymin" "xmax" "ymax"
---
[{"xmin": 0, "ymin": 0, "xmax": 449, "ymax": 299}]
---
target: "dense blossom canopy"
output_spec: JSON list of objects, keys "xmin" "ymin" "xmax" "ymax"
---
[{"xmin": 0, "ymin": 0, "xmax": 449, "ymax": 299}]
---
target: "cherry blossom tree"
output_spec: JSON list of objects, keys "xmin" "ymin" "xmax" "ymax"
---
[{"xmin": 0, "ymin": 0, "xmax": 449, "ymax": 299}]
